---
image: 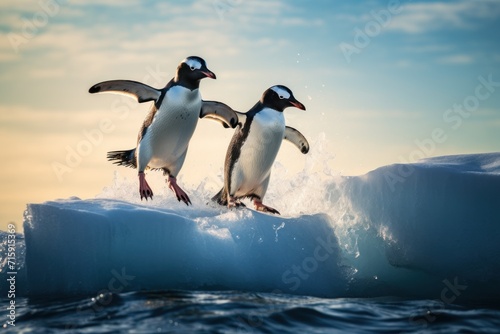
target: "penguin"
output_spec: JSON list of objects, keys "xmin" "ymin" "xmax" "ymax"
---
[
  {"xmin": 212, "ymin": 85, "xmax": 309, "ymax": 214},
  {"xmin": 89, "ymin": 56, "xmax": 238, "ymax": 205}
]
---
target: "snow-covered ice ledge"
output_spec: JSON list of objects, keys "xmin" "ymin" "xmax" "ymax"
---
[
  {"xmin": 23, "ymin": 200, "xmax": 345, "ymax": 297},
  {"xmin": 6, "ymin": 152, "xmax": 500, "ymax": 300}
]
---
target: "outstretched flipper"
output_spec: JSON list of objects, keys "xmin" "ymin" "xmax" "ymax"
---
[
  {"xmin": 284, "ymin": 126, "xmax": 309, "ymax": 154},
  {"xmin": 89, "ymin": 80, "xmax": 161, "ymax": 103},
  {"xmin": 200, "ymin": 100, "xmax": 241, "ymax": 128}
]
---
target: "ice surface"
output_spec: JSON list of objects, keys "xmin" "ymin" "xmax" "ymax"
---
[
  {"xmin": 340, "ymin": 153, "xmax": 500, "ymax": 300},
  {"xmin": 22, "ymin": 199, "xmax": 345, "ymax": 297},
  {"xmin": 1, "ymin": 149, "xmax": 499, "ymax": 301}
]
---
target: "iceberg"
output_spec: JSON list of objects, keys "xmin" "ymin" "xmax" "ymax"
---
[
  {"xmin": 339, "ymin": 153, "xmax": 500, "ymax": 300},
  {"xmin": 1, "ymin": 151, "xmax": 499, "ymax": 301},
  {"xmin": 22, "ymin": 199, "xmax": 345, "ymax": 297}
]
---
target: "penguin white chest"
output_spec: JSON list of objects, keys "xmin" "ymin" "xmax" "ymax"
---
[
  {"xmin": 234, "ymin": 108, "xmax": 285, "ymax": 193},
  {"xmin": 145, "ymin": 86, "xmax": 201, "ymax": 168}
]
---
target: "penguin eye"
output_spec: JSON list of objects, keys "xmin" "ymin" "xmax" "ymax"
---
[
  {"xmin": 279, "ymin": 95, "xmax": 284, "ymax": 99},
  {"xmin": 190, "ymin": 66, "xmax": 195, "ymax": 71}
]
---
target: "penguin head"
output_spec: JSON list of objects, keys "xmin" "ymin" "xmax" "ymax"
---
[
  {"xmin": 175, "ymin": 56, "xmax": 216, "ymax": 85},
  {"xmin": 261, "ymin": 85, "xmax": 306, "ymax": 112}
]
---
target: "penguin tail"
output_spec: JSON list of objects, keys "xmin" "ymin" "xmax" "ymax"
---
[
  {"xmin": 211, "ymin": 188, "xmax": 227, "ymax": 206},
  {"xmin": 107, "ymin": 149, "xmax": 137, "ymax": 169}
]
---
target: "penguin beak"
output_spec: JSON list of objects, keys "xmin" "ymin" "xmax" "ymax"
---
[
  {"xmin": 202, "ymin": 70, "xmax": 216, "ymax": 79},
  {"xmin": 290, "ymin": 99, "xmax": 306, "ymax": 111}
]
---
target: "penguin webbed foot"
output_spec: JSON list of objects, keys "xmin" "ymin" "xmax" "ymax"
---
[
  {"xmin": 138, "ymin": 172, "xmax": 154, "ymax": 200},
  {"xmin": 176, "ymin": 192, "xmax": 191, "ymax": 206},
  {"xmin": 228, "ymin": 196, "xmax": 246, "ymax": 209},
  {"xmin": 253, "ymin": 200, "xmax": 280, "ymax": 215},
  {"xmin": 167, "ymin": 176, "xmax": 191, "ymax": 206}
]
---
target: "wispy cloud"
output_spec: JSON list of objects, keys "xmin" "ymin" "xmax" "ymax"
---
[
  {"xmin": 30, "ymin": 67, "xmax": 67, "ymax": 78},
  {"xmin": 0, "ymin": 105, "xmax": 116, "ymax": 132},
  {"xmin": 389, "ymin": 0, "xmax": 500, "ymax": 34},
  {"xmin": 340, "ymin": 109, "xmax": 421, "ymax": 121},
  {"xmin": 437, "ymin": 54, "xmax": 474, "ymax": 65},
  {"xmin": 0, "ymin": 0, "xmax": 311, "ymax": 86},
  {"xmin": 281, "ymin": 17, "xmax": 324, "ymax": 27}
]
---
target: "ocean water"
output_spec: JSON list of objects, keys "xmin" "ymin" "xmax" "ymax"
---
[
  {"xmin": 5, "ymin": 291, "xmax": 500, "ymax": 333},
  {"xmin": 2, "ymin": 150, "xmax": 500, "ymax": 332}
]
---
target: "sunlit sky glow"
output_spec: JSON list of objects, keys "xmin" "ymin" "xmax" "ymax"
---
[{"xmin": 1, "ymin": 0, "xmax": 500, "ymax": 229}]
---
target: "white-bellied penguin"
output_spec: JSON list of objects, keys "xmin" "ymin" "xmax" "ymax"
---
[
  {"xmin": 89, "ymin": 56, "xmax": 238, "ymax": 205},
  {"xmin": 212, "ymin": 85, "xmax": 309, "ymax": 214}
]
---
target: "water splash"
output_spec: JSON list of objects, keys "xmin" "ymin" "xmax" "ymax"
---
[{"xmin": 95, "ymin": 134, "xmax": 364, "ymax": 259}]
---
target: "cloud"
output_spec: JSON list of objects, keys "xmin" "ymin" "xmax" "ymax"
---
[
  {"xmin": 0, "ymin": 47, "xmax": 18, "ymax": 61},
  {"xmin": 281, "ymin": 17, "xmax": 324, "ymax": 27},
  {"xmin": 437, "ymin": 54, "xmax": 474, "ymax": 65},
  {"xmin": 394, "ymin": 59, "xmax": 412, "ymax": 68},
  {"xmin": 403, "ymin": 44, "xmax": 453, "ymax": 53},
  {"xmin": 0, "ymin": 0, "xmax": 42, "ymax": 11},
  {"xmin": 340, "ymin": 109, "xmax": 421, "ymax": 121},
  {"xmin": 0, "ymin": 0, "xmax": 310, "ymax": 86},
  {"xmin": 218, "ymin": 0, "xmax": 288, "ymax": 16},
  {"xmin": 388, "ymin": 0, "xmax": 500, "ymax": 34},
  {"xmin": 70, "ymin": 0, "xmax": 142, "ymax": 6},
  {"xmin": 0, "ymin": 105, "xmax": 115, "ymax": 133},
  {"xmin": 30, "ymin": 67, "xmax": 67, "ymax": 78}
]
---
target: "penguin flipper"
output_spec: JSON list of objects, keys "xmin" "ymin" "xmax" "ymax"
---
[
  {"xmin": 284, "ymin": 126, "xmax": 309, "ymax": 154},
  {"xmin": 200, "ymin": 100, "xmax": 241, "ymax": 128},
  {"xmin": 89, "ymin": 80, "xmax": 161, "ymax": 103}
]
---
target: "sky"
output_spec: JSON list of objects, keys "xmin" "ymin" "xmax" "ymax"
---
[{"xmin": 1, "ymin": 0, "xmax": 500, "ymax": 230}]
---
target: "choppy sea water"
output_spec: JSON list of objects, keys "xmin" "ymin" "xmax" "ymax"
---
[{"xmin": 3, "ymin": 291, "xmax": 500, "ymax": 333}]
